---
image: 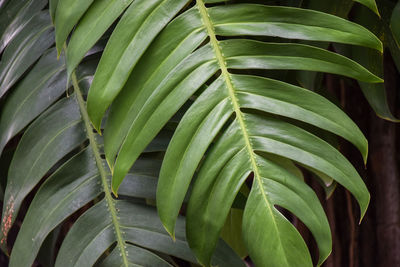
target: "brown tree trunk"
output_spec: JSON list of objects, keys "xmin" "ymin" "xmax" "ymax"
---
[{"xmin": 367, "ymin": 53, "xmax": 400, "ymax": 267}]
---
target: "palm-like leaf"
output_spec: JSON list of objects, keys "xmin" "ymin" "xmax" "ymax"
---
[
  {"xmin": 86, "ymin": 3, "xmax": 382, "ymax": 188},
  {"xmin": 0, "ymin": 9, "xmax": 53, "ymax": 98},
  {"xmin": 0, "ymin": 0, "xmax": 47, "ymax": 53},
  {"xmin": 56, "ymin": 0, "xmax": 384, "ymax": 266},
  {"xmin": 1, "ymin": 60, "xmax": 242, "ymax": 267},
  {"xmin": 4, "ymin": 90, "xmax": 242, "ymax": 266},
  {"xmin": 0, "ymin": 3, "xmax": 242, "ymax": 266}
]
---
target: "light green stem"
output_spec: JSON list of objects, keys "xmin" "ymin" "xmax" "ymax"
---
[
  {"xmin": 196, "ymin": 1, "xmax": 288, "ymax": 264},
  {"xmin": 71, "ymin": 68, "xmax": 129, "ymax": 267}
]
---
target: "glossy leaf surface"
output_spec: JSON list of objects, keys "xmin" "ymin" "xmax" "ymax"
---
[
  {"xmin": 0, "ymin": 11, "xmax": 53, "ymax": 98},
  {"xmin": 44, "ymin": 0, "xmax": 385, "ymax": 266},
  {"xmin": 0, "ymin": 4, "xmax": 243, "ymax": 263},
  {"xmin": 0, "ymin": 48, "xmax": 67, "ymax": 154},
  {"xmin": 56, "ymin": 1, "xmax": 381, "ymax": 265},
  {"xmin": 104, "ymin": 4, "xmax": 381, "ymax": 194}
]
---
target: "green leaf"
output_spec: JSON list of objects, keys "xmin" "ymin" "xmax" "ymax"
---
[
  {"xmin": 354, "ymin": 0, "xmax": 380, "ymax": 15},
  {"xmin": 221, "ymin": 40, "xmax": 382, "ymax": 83},
  {"xmin": 353, "ymin": 47, "xmax": 398, "ymax": 121},
  {"xmin": 98, "ymin": 243, "xmax": 173, "ymax": 267},
  {"xmin": 182, "ymin": 113, "xmax": 363, "ymax": 266},
  {"xmin": 103, "ymin": 6, "xmax": 207, "ymax": 172},
  {"xmin": 352, "ymin": 4, "xmax": 399, "ymax": 121},
  {"xmin": 0, "ymin": 11, "xmax": 53, "ymax": 98},
  {"xmin": 243, "ymin": 155, "xmax": 329, "ymax": 266},
  {"xmin": 0, "ymin": 48, "xmax": 67, "ymax": 155},
  {"xmin": 56, "ymin": 199, "xmax": 244, "ymax": 267},
  {"xmin": 0, "ymin": 0, "xmax": 47, "ymax": 53},
  {"xmin": 221, "ymin": 208, "xmax": 248, "ymax": 258},
  {"xmin": 247, "ymin": 114, "xmax": 370, "ymax": 219},
  {"xmin": 106, "ymin": 3, "xmax": 381, "ymax": 194},
  {"xmin": 51, "ymin": 1, "xmax": 380, "ymax": 266},
  {"xmin": 8, "ymin": 149, "xmax": 102, "ymax": 267},
  {"xmin": 65, "ymin": 0, "xmax": 135, "ymax": 77},
  {"xmin": 111, "ymin": 45, "xmax": 219, "ymax": 193},
  {"xmin": 0, "ymin": 97, "xmax": 86, "ymax": 248},
  {"xmin": 1, "ymin": 25, "xmax": 244, "ymax": 265},
  {"xmin": 86, "ymin": 0, "xmax": 190, "ymax": 130},
  {"xmin": 49, "ymin": 0, "xmax": 59, "ymax": 22},
  {"xmin": 154, "ymin": 2, "xmax": 373, "ymax": 266},
  {"xmin": 209, "ymin": 4, "xmax": 382, "ymax": 52},
  {"xmin": 296, "ymin": 0, "xmax": 353, "ymax": 91},
  {"xmin": 89, "ymin": 2, "xmax": 383, "ymax": 134},
  {"xmin": 54, "ymin": 0, "xmax": 95, "ymax": 54}
]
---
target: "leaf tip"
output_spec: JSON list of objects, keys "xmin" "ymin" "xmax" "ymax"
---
[
  {"xmin": 106, "ymin": 158, "xmax": 114, "ymax": 173},
  {"xmin": 111, "ymin": 178, "xmax": 120, "ymax": 198},
  {"xmin": 162, "ymin": 223, "xmax": 176, "ymax": 241},
  {"xmin": 87, "ymin": 105, "xmax": 103, "ymax": 134},
  {"xmin": 91, "ymin": 123, "xmax": 102, "ymax": 135},
  {"xmin": 317, "ymin": 243, "xmax": 332, "ymax": 266},
  {"xmin": 195, "ymin": 256, "xmax": 211, "ymax": 267},
  {"xmin": 374, "ymin": 6, "xmax": 381, "ymax": 18},
  {"xmin": 359, "ymin": 192, "xmax": 370, "ymax": 224},
  {"xmin": 111, "ymin": 187, "xmax": 118, "ymax": 198},
  {"xmin": 377, "ymin": 76, "xmax": 384, "ymax": 83},
  {"xmin": 378, "ymin": 44, "xmax": 383, "ymax": 54},
  {"xmin": 66, "ymin": 69, "xmax": 73, "ymax": 84},
  {"xmin": 362, "ymin": 140, "xmax": 368, "ymax": 166},
  {"xmin": 376, "ymin": 114, "xmax": 400, "ymax": 123}
]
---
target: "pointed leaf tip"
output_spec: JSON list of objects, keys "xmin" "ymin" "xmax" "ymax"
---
[
  {"xmin": 362, "ymin": 140, "xmax": 368, "ymax": 166},
  {"xmin": 56, "ymin": 42, "xmax": 64, "ymax": 60},
  {"xmin": 354, "ymin": 0, "xmax": 380, "ymax": 17},
  {"xmin": 87, "ymin": 105, "xmax": 103, "ymax": 134},
  {"xmin": 90, "ymin": 120, "xmax": 102, "ymax": 135},
  {"xmin": 163, "ymin": 224, "xmax": 176, "ymax": 242},
  {"xmin": 317, "ymin": 249, "xmax": 332, "ymax": 267},
  {"xmin": 359, "ymin": 192, "xmax": 370, "ymax": 224},
  {"xmin": 111, "ymin": 188, "xmax": 118, "ymax": 198}
]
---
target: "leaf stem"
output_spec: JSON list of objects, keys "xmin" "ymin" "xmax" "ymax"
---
[
  {"xmin": 70, "ymin": 64, "xmax": 129, "ymax": 267},
  {"xmin": 197, "ymin": 0, "xmax": 261, "ymax": 194},
  {"xmin": 196, "ymin": 1, "xmax": 289, "ymax": 264}
]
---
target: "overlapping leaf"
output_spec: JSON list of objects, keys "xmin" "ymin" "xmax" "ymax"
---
[
  {"xmin": 1, "ymin": 63, "xmax": 242, "ymax": 267},
  {"xmin": 0, "ymin": 10, "xmax": 53, "ymax": 98},
  {"xmin": 92, "ymin": 3, "xmax": 382, "ymax": 191},
  {"xmin": 350, "ymin": 3, "xmax": 399, "ymax": 121},
  {"xmin": 69, "ymin": 1, "xmax": 382, "ymax": 266},
  {"xmin": 0, "ymin": 0, "xmax": 47, "ymax": 53},
  {"xmin": 0, "ymin": 48, "xmax": 67, "ymax": 154},
  {"xmin": 0, "ymin": 2, "xmax": 243, "ymax": 264}
]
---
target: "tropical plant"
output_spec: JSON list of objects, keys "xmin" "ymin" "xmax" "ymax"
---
[
  {"xmin": 0, "ymin": 2, "xmax": 242, "ymax": 267},
  {"xmin": 0, "ymin": 0, "xmax": 398, "ymax": 266}
]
